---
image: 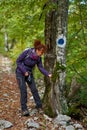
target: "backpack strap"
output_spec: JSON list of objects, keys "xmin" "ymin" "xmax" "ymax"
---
[{"xmin": 24, "ymin": 48, "xmax": 32, "ymax": 59}]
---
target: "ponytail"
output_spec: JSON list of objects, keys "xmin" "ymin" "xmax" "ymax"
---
[{"xmin": 34, "ymin": 40, "xmax": 47, "ymax": 52}]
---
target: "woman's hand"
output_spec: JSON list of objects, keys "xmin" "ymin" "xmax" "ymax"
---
[
  {"xmin": 25, "ymin": 72, "xmax": 29, "ymax": 76},
  {"xmin": 48, "ymin": 74, "xmax": 52, "ymax": 78}
]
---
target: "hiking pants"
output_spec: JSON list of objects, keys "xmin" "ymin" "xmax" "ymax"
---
[{"xmin": 16, "ymin": 72, "xmax": 42, "ymax": 111}]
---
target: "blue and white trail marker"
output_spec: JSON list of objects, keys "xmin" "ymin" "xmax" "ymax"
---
[{"xmin": 56, "ymin": 35, "xmax": 66, "ymax": 48}]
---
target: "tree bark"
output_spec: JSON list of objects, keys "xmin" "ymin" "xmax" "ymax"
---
[
  {"xmin": 43, "ymin": 9, "xmax": 57, "ymax": 117},
  {"xmin": 43, "ymin": 0, "xmax": 69, "ymax": 117},
  {"xmin": 4, "ymin": 27, "xmax": 9, "ymax": 51},
  {"xmin": 68, "ymin": 77, "xmax": 81, "ymax": 100}
]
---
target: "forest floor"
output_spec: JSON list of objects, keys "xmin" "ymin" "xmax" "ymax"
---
[{"xmin": 0, "ymin": 54, "xmax": 87, "ymax": 130}]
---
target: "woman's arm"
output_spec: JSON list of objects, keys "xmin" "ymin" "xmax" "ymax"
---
[{"xmin": 37, "ymin": 57, "xmax": 52, "ymax": 77}]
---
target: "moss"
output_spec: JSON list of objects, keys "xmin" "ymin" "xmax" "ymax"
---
[
  {"xmin": 83, "ymin": 117, "xmax": 87, "ymax": 125},
  {"xmin": 44, "ymin": 105, "xmax": 56, "ymax": 118},
  {"xmin": 67, "ymin": 104, "xmax": 82, "ymax": 119},
  {"xmin": 52, "ymin": 62, "xmax": 66, "ymax": 82},
  {"xmin": 42, "ymin": 83, "xmax": 51, "ymax": 102},
  {"xmin": 61, "ymin": 100, "xmax": 68, "ymax": 114}
]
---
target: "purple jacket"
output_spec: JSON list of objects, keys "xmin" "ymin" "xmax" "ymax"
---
[{"xmin": 16, "ymin": 48, "xmax": 49, "ymax": 76}]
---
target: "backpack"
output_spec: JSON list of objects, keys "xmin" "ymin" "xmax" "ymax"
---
[{"xmin": 24, "ymin": 48, "xmax": 40, "ymax": 63}]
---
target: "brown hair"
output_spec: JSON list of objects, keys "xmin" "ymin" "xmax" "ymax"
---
[{"xmin": 34, "ymin": 40, "xmax": 47, "ymax": 53}]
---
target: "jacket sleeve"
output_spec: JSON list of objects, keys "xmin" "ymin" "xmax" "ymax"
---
[
  {"xmin": 16, "ymin": 49, "xmax": 30, "ymax": 75},
  {"xmin": 37, "ymin": 57, "xmax": 50, "ymax": 76}
]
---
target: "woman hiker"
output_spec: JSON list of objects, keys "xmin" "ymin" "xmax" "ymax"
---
[{"xmin": 16, "ymin": 40, "xmax": 52, "ymax": 116}]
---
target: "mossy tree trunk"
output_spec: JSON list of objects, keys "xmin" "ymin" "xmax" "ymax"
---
[
  {"xmin": 43, "ymin": 0, "xmax": 69, "ymax": 117},
  {"xmin": 43, "ymin": 9, "xmax": 57, "ymax": 117}
]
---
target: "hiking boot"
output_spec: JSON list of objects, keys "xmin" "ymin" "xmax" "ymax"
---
[
  {"xmin": 35, "ymin": 106, "xmax": 43, "ymax": 114},
  {"xmin": 38, "ymin": 108, "xmax": 43, "ymax": 114},
  {"xmin": 35, "ymin": 105, "xmax": 42, "ymax": 109},
  {"xmin": 22, "ymin": 110, "xmax": 30, "ymax": 116}
]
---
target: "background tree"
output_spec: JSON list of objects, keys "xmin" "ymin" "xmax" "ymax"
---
[
  {"xmin": 66, "ymin": 0, "xmax": 87, "ymax": 119},
  {"xmin": 0, "ymin": 0, "xmax": 45, "ymax": 53}
]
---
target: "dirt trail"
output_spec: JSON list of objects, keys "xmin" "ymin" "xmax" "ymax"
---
[
  {"xmin": 0, "ymin": 54, "xmax": 87, "ymax": 130},
  {"xmin": 0, "ymin": 54, "xmax": 12, "ymax": 73},
  {"xmin": 0, "ymin": 55, "xmax": 33, "ymax": 130},
  {"xmin": 0, "ymin": 55, "xmax": 46, "ymax": 130}
]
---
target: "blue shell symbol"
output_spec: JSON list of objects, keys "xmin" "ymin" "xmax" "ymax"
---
[{"xmin": 58, "ymin": 38, "xmax": 64, "ymax": 45}]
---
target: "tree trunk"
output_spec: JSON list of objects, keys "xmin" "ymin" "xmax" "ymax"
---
[
  {"xmin": 4, "ymin": 27, "xmax": 9, "ymax": 51},
  {"xmin": 43, "ymin": 0, "xmax": 69, "ymax": 117}
]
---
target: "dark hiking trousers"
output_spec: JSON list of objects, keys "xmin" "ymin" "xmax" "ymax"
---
[{"xmin": 16, "ymin": 72, "xmax": 42, "ymax": 111}]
